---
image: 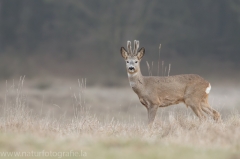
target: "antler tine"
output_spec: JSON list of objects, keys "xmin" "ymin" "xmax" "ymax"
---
[
  {"xmin": 133, "ymin": 40, "xmax": 137, "ymax": 55},
  {"xmin": 127, "ymin": 41, "xmax": 132, "ymax": 55},
  {"xmin": 134, "ymin": 40, "xmax": 139, "ymax": 55}
]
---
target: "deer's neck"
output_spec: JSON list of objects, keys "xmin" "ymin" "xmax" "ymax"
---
[{"xmin": 128, "ymin": 71, "xmax": 144, "ymax": 90}]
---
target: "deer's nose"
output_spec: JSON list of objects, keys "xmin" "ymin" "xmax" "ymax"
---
[{"xmin": 129, "ymin": 66, "xmax": 134, "ymax": 70}]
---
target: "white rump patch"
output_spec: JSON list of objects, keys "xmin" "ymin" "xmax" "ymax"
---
[{"xmin": 205, "ymin": 83, "xmax": 211, "ymax": 94}]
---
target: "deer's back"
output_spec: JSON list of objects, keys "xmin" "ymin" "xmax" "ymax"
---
[{"xmin": 140, "ymin": 74, "xmax": 210, "ymax": 105}]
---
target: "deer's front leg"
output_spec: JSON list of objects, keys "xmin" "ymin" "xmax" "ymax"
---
[{"xmin": 147, "ymin": 105, "xmax": 158, "ymax": 127}]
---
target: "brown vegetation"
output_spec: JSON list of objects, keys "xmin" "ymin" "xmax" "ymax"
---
[{"xmin": 0, "ymin": 78, "xmax": 239, "ymax": 159}]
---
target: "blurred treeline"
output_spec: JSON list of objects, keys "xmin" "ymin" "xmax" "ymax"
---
[{"xmin": 0, "ymin": 0, "xmax": 240, "ymax": 83}]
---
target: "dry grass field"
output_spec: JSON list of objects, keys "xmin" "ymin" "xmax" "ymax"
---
[{"xmin": 0, "ymin": 77, "xmax": 239, "ymax": 159}]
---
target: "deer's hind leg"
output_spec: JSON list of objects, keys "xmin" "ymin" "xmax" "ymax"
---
[
  {"xmin": 201, "ymin": 102, "xmax": 221, "ymax": 121},
  {"xmin": 185, "ymin": 98, "xmax": 206, "ymax": 120},
  {"xmin": 190, "ymin": 105, "xmax": 206, "ymax": 120}
]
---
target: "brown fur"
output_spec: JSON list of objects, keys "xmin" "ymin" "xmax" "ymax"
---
[{"xmin": 121, "ymin": 40, "xmax": 221, "ymax": 126}]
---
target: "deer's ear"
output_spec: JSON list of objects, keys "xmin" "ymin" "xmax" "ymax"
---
[
  {"xmin": 120, "ymin": 47, "xmax": 128, "ymax": 59},
  {"xmin": 137, "ymin": 47, "xmax": 145, "ymax": 60}
]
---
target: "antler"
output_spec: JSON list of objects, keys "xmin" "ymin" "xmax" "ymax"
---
[
  {"xmin": 127, "ymin": 40, "xmax": 139, "ymax": 56},
  {"xmin": 127, "ymin": 41, "xmax": 133, "ymax": 55},
  {"xmin": 133, "ymin": 40, "xmax": 139, "ymax": 55}
]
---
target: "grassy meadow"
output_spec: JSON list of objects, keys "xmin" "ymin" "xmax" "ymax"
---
[{"xmin": 0, "ymin": 77, "xmax": 239, "ymax": 159}]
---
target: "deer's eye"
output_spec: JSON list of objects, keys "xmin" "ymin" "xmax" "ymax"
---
[
  {"xmin": 127, "ymin": 61, "xmax": 129, "ymax": 63},
  {"xmin": 135, "ymin": 61, "xmax": 138, "ymax": 63}
]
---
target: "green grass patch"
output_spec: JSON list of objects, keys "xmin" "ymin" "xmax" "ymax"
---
[{"xmin": 0, "ymin": 133, "xmax": 238, "ymax": 159}]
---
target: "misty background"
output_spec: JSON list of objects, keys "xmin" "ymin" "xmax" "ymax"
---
[{"xmin": 0, "ymin": 0, "xmax": 240, "ymax": 86}]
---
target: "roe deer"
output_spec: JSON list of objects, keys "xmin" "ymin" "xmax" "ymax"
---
[{"xmin": 120, "ymin": 40, "xmax": 220, "ymax": 126}]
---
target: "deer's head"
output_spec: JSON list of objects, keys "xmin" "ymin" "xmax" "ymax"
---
[{"xmin": 120, "ymin": 40, "xmax": 145, "ymax": 74}]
